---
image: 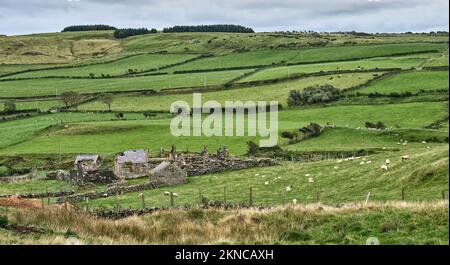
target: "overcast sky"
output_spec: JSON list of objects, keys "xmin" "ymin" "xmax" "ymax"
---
[{"xmin": 0, "ymin": 0, "xmax": 448, "ymax": 35}]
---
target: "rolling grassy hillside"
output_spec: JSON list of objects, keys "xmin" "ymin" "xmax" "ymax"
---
[
  {"xmin": 238, "ymin": 54, "xmax": 431, "ymax": 83},
  {"xmin": 3, "ymin": 54, "xmax": 197, "ymax": 79},
  {"xmin": 0, "ymin": 101, "xmax": 445, "ymax": 155},
  {"xmin": 354, "ymin": 70, "xmax": 449, "ymax": 94},
  {"xmin": 164, "ymin": 43, "xmax": 444, "ymax": 72},
  {"xmin": 78, "ymin": 72, "xmax": 380, "ymax": 111},
  {"xmin": 0, "ymin": 69, "xmax": 253, "ymax": 98}
]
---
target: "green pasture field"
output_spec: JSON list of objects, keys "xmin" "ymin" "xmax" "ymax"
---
[
  {"xmin": 78, "ymin": 72, "xmax": 381, "ymax": 112},
  {"xmin": 164, "ymin": 43, "xmax": 445, "ymax": 72},
  {"xmin": 86, "ymin": 144, "xmax": 448, "ymax": 209},
  {"xmin": 4, "ymin": 54, "xmax": 197, "ymax": 79},
  {"xmin": 0, "ymin": 100, "xmax": 62, "ymax": 112},
  {"xmin": 0, "ymin": 69, "xmax": 252, "ymax": 98},
  {"xmin": 354, "ymin": 70, "xmax": 449, "ymax": 94},
  {"xmin": 239, "ymin": 54, "xmax": 432, "ymax": 83},
  {"xmin": 0, "ymin": 102, "xmax": 445, "ymax": 156}
]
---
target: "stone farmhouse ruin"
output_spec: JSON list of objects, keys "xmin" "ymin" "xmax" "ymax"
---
[
  {"xmin": 48, "ymin": 145, "xmax": 277, "ymax": 189},
  {"xmin": 114, "ymin": 149, "xmax": 150, "ymax": 179}
]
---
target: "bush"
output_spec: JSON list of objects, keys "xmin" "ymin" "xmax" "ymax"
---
[
  {"xmin": 0, "ymin": 216, "xmax": 8, "ymax": 228},
  {"xmin": 299, "ymin": 123, "xmax": 322, "ymax": 137},
  {"xmin": 365, "ymin": 121, "xmax": 386, "ymax": 130},
  {"xmin": 288, "ymin": 85, "xmax": 341, "ymax": 107}
]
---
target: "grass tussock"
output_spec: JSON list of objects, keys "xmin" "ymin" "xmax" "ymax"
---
[{"xmin": 1, "ymin": 201, "xmax": 448, "ymax": 245}]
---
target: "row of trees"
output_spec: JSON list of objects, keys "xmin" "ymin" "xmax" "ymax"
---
[
  {"xmin": 113, "ymin": 28, "xmax": 157, "ymax": 39},
  {"xmin": 281, "ymin": 123, "xmax": 323, "ymax": 143},
  {"xmin": 60, "ymin": 92, "xmax": 113, "ymax": 111},
  {"xmin": 62, "ymin": 25, "xmax": 117, "ymax": 32},
  {"xmin": 163, "ymin": 24, "xmax": 254, "ymax": 33}
]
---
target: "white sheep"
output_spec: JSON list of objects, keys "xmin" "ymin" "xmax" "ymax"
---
[
  {"xmin": 422, "ymin": 141, "xmax": 427, "ymax": 144},
  {"xmin": 292, "ymin": 199, "xmax": 298, "ymax": 205},
  {"xmin": 265, "ymin": 181, "xmax": 270, "ymax": 185},
  {"xmin": 164, "ymin": 191, "xmax": 171, "ymax": 196},
  {"xmin": 385, "ymin": 159, "xmax": 390, "ymax": 165},
  {"xmin": 255, "ymin": 173, "xmax": 260, "ymax": 177},
  {"xmin": 305, "ymin": 174, "xmax": 311, "ymax": 177},
  {"xmin": 401, "ymin": 155, "xmax": 410, "ymax": 162},
  {"xmin": 286, "ymin": 186, "xmax": 293, "ymax": 192},
  {"xmin": 360, "ymin": 161, "xmax": 365, "ymax": 165},
  {"xmin": 366, "ymin": 161, "xmax": 372, "ymax": 164},
  {"xmin": 381, "ymin": 165, "xmax": 388, "ymax": 172},
  {"xmin": 308, "ymin": 178, "xmax": 315, "ymax": 183},
  {"xmin": 334, "ymin": 166, "xmax": 339, "ymax": 169},
  {"xmin": 172, "ymin": 193, "xmax": 179, "ymax": 197},
  {"xmin": 337, "ymin": 160, "xmax": 343, "ymax": 163}
]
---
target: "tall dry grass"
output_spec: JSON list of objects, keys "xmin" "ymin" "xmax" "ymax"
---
[{"xmin": 2, "ymin": 200, "xmax": 448, "ymax": 245}]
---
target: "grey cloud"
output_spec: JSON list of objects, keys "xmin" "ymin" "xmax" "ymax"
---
[{"xmin": 0, "ymin": 0, "xmax": 448, "ymax": 35}]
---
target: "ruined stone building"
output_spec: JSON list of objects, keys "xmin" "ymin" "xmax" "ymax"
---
[
  {"xmin": 114, "ymin": 149, "xmax": 149, "ymax": 179},
  {"xmin": 74, "ymin": 154, "xmax": 102, "ymax": 172},
  {"xmin": 149, "ymin": 161, "xmax": 188, "ymax": 186}
]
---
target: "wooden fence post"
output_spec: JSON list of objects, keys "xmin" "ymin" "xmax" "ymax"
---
[
  {"xmin": 316, "ymin": 191, "xmax": 321, "ymax": 203},
  {"xmin": 249, "ymin": 187, "xmax": 253, "ymax": 207},
  {"xmin": 41, "ymin": 197, "xmax": 45, "ymax": 209},
  {"xmin": 442, "ymin": 191, "xmax": 446, "ymax": 201},
  {"xmin": 115, "ymin": 194, "xmax": 120, "ymax": 211},
  {"xmin": 140, "ymin": 194, "xmax": 146, "ymax": 209},
  {"xmin": 198, "ymin": 190, "xmax": 203, "ymax": 205},
  {"xmin": 365, "ymin": 192, "xmax": 371, "ymax": 205},
  {"xmin": 223, "ymin": 187, "xmax": 227, "ymax": 205},
  {"xmin": 402, "ymin": 187, "xmax": 405, "ymax": 200}
]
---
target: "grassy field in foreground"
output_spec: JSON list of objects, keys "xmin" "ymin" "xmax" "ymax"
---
[
  {"xmin": 0, "ymin": 69, "xmax": 252, "ymax": 98},
  {"xmin": 354, "ymin": 70, "xmax": 449, "ymax": 94},
  {"xmin": 85, "ymin": 144, "xmax": 448, "ymax": 209},
  {"xmin": 0, "ymin": 202, "xmax": 448, "ymax": 245},
  {"xmin": 4, "ymin": 54, "xmax": 197, "ymax": 79},
  {"xmin": 0, "ymin": 102, "xmax": 445, "ymax": 155},
  {"xmin": 239, "ymin": 54, "xmax": 433, "ymax": 83},
  {"xmin": 78, "ymin": 72, "xmax": 380, "ymax": 112},
  {"xmin": 164, "ymin": 43, "xmax": 445, "ymax": 72}
]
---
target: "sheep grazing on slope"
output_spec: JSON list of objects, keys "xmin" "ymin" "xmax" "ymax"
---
[
  {"xmin": 286, "ymin": 186, "xmax": 293, "ymax": 192},
  {"xmin": 422, "ymin": 141, "xmax": 427, "ymax": 144},
  {"xmin": 308, "ymin": 178, "xmax": 315, "ymax": 183},
  {"xmin": 385, "ymin": 159, "xmax": 390, "ymax": 165},
  {"xmin": 381, "ymin": 165, "xmax": 388, "ymax": 172},
  {"xmin": 164, "ymin": 191, "xmax": 171, "ymax": 196},
  {"xmin": 292, "ymin": 199, "xmax": 298, "ymax": 205},
  {"xmin": 401, "ymin": 155, "xmax": 411, "ymax": 162},
  {"xmin": 360, "ymin": 161, "xmax": 365, "ymax": 165},
  {"xmin": 264, "ymin": 181, "xmax": 270, "ymax": 185},
  {"xmin": 334, "ymin": 166, "xmax": 339, "ymax": 169}
]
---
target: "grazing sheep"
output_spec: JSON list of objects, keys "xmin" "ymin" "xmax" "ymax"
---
[
  {"xmin": 334, "ymin": 166, "xmax": 339, "ymax": 169},
  {"xmin": 422, "ymin": 141, "xmax": 427, "ymax": 144},
  {"xmin": 385, "ymin": 159, "xmax": 390, "ymax": 165},
  {"xmin": 286, "ymin": 186, "xmax": 293, "ymax": 192},
  {"xmin": 337, "ymin": 160, "xmax": 343, "ymax": 163},
  {"xmin": 265, "ymin": 181, "xmax": 270, "ymax": 185},
  {"xmin": 381, "ymin": 165, "xmax": 388, "ymax": 172},
  {"xmin": 403, "ymin": 142, "xmax": 408, "ymax": 146},
  {"xmin": 139, "ymin": 193, "xmax": 144, "ymax": 197},
  {"xmin": 292, "ymin": 199, "xmax": 298, "ymax": 205},
  {"xmin": 360, "ymin": 161, "xmax": 365, "ymax": 165},
  {"xmin": 305, "ymin": 174, "xmax": 311, "ymax": 177},
  {"xmin": 164, "ymin": 191, "xmax": 171, "ymax": 196},
  {"xmin": 401, "ymin": 155, "xmax": 410, "ymax": 162},
  {"xmin": 366, "ymin": 161, "xmax": 372, "ymax": 164},
  {"xmin": 255, "ymin": 174, "xmax": 260, "ymax": 177},
  {"xmin": 308, "ymin": 178, "xmax": 315, "ymax": 183}
]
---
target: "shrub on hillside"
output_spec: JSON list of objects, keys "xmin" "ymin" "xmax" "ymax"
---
[
  {"xmin": 365, "ymin": 121, "xmax": 386, "ymax": 130},
  {"xmin": 287, "ymin": 85, "xmax": 341, "ymax": 107},
  {"xmin": 0, "ymin": 216, "xmax": 8, "ymax": 228}
]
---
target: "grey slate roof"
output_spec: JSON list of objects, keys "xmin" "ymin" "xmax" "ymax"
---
[
  {"xmin": 75, "ymin": 154, "xmax": 100, "ymax": 164},
  {"xmin": 117, "ymin": 149, "xmax": 148, "ymax": 164}
]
